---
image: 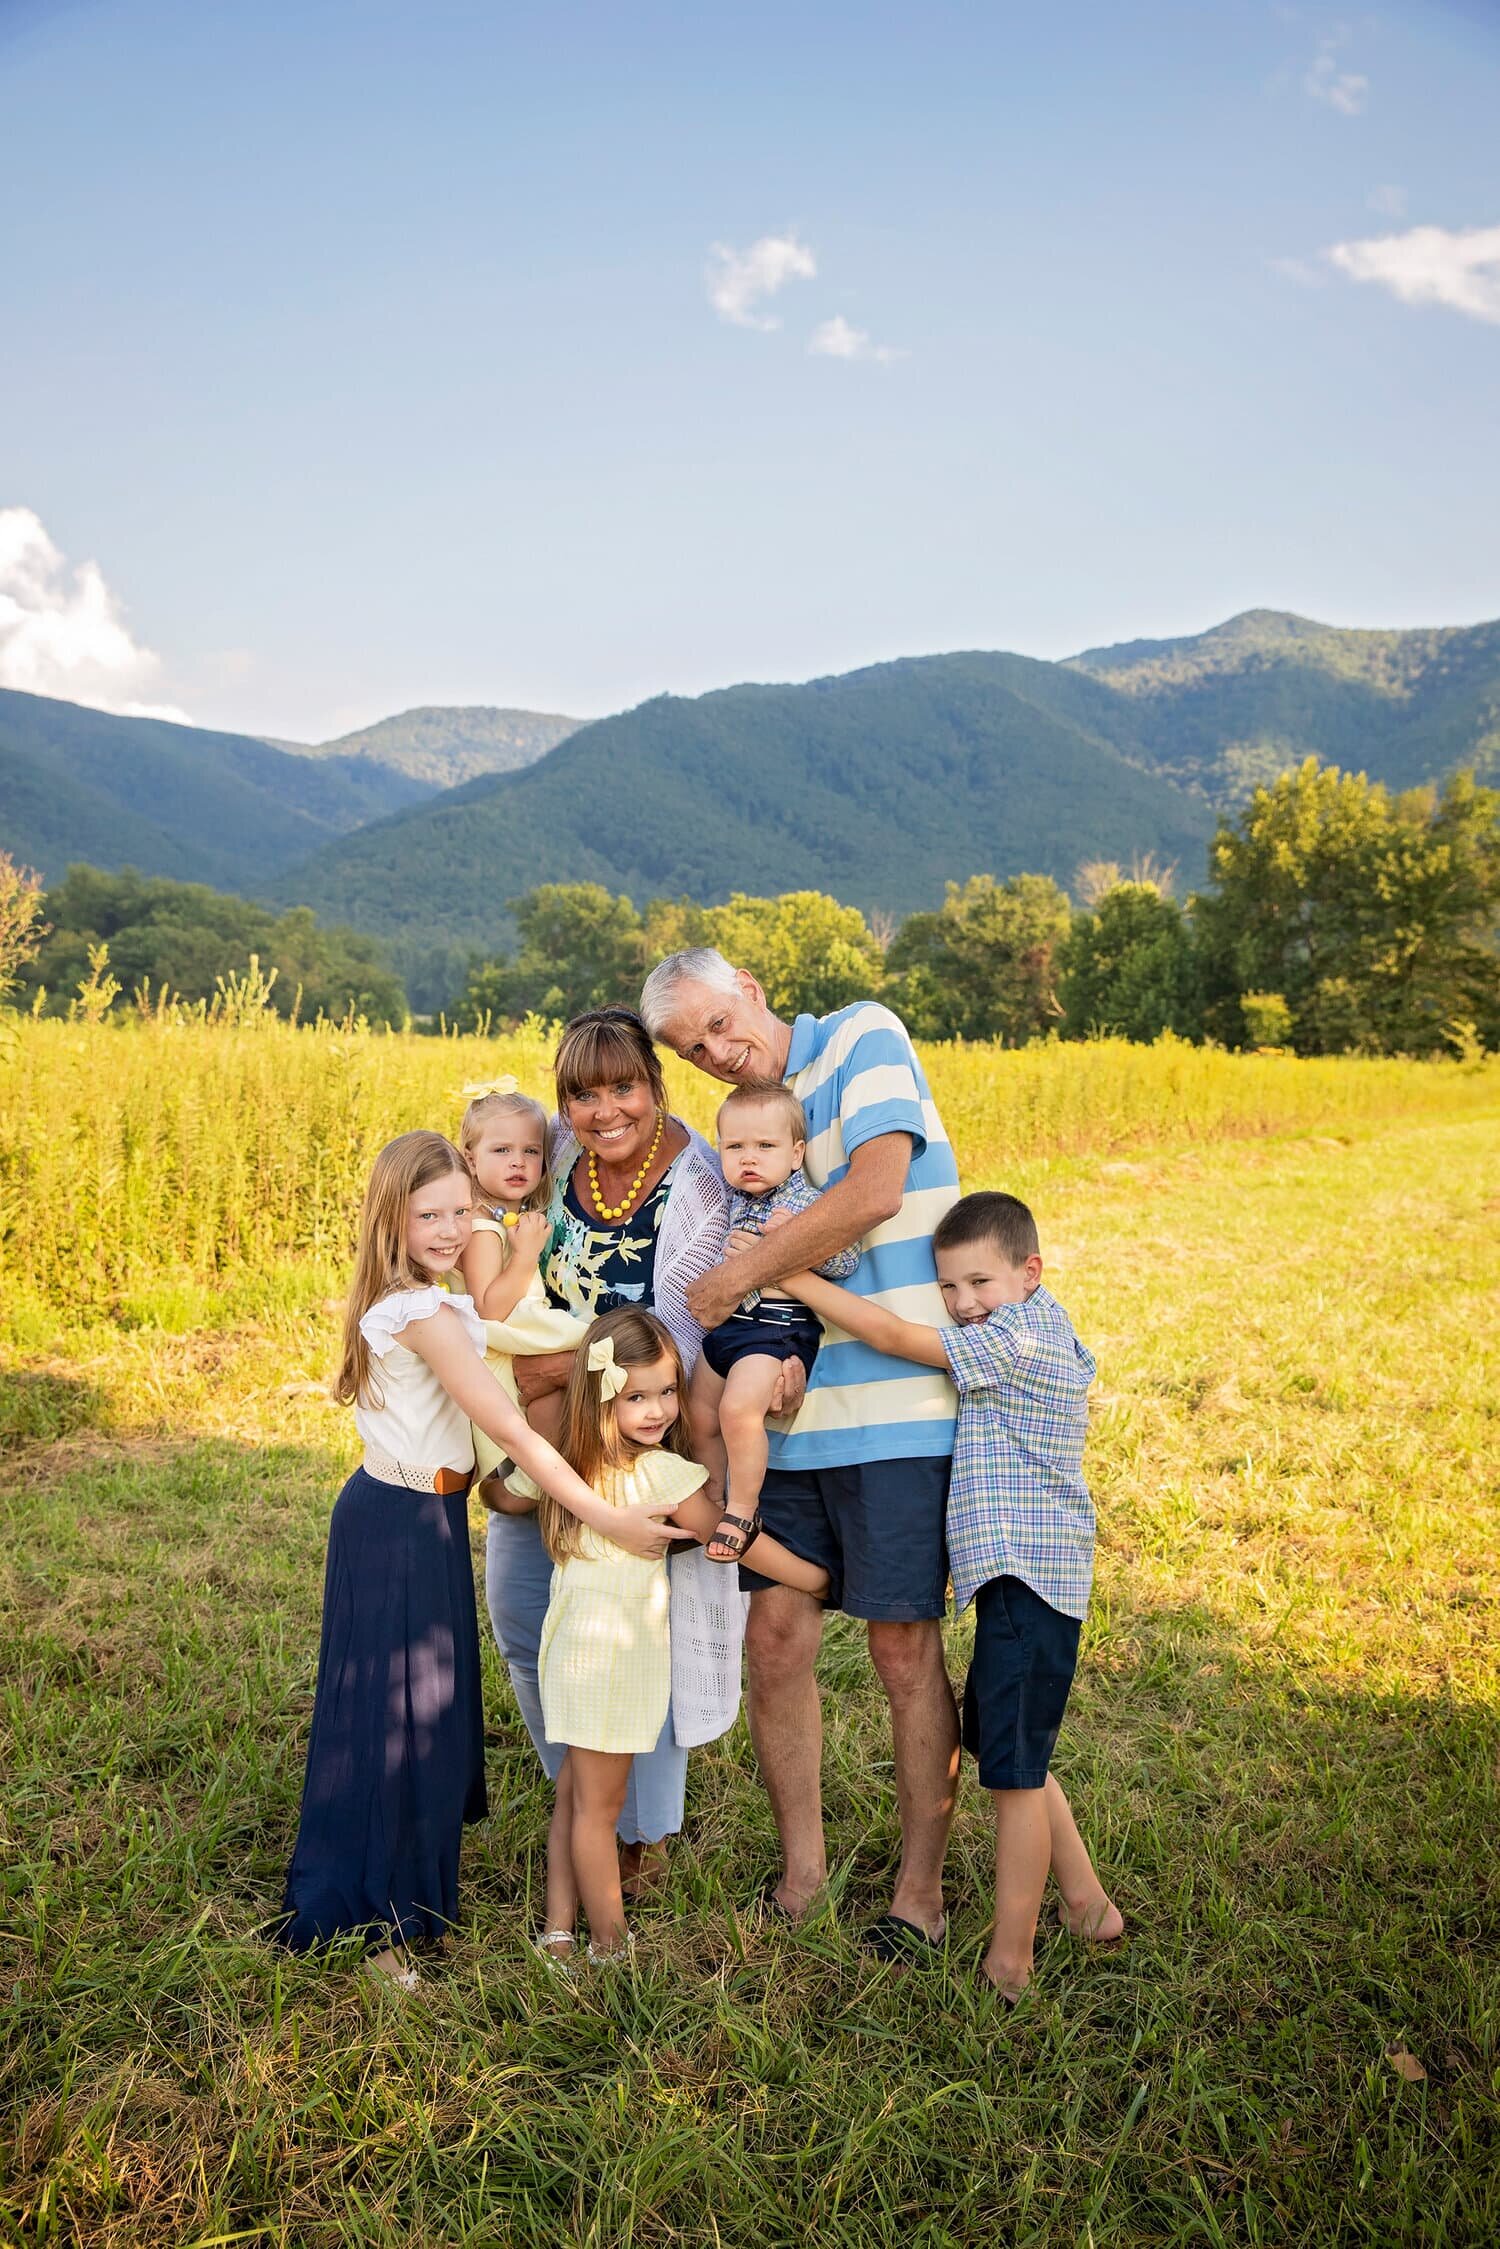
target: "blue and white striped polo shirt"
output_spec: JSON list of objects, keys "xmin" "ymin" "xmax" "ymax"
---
[{"xmin": 768, "ymin": 1003, "xmax": 959, "ymax": 1472}]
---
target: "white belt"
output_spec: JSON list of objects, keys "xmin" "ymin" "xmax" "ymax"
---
[{"xmin": 362, "ymin": 1447, "xmax": 474, "ymax": 1496}]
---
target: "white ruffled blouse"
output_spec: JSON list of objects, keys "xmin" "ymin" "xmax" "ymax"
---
[{"xmin": 355, "ymin": 1286, "xmax": 487, "ymax": 1475}]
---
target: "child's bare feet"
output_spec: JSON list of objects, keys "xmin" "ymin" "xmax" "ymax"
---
[
  {"xmin": 1057, "ymin": 1893, "xmax": 1125, "ymax": 1942},
  {"xmin": 980, "ymin": 1944, "xmax": 1031, "ymax": 2004}
]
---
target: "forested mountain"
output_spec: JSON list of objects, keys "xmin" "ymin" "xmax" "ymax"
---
[
  {"xmin": 0, "ymin": 691, "xmax": 582, "ymax": 889},
  {"xmin": 0, "ymin": 688, "xmax": 408, "ymax": 891},
  {"xmin": 1068, "ymin": 608, "xmax": 1500, "ymax": 802},
  {"xmin": 7, "ymin": 612, "xmax": 1497, "ymax": 980},
  {"xmin": 277, "ymin": 653, "xmax": 1219, "ymax": 987},
  {"xmin": 274, "ymin": 705, "xmax": 581, "ymax": 789}
]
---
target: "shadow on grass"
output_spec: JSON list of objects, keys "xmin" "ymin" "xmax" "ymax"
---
[
  {"xmin": 0, "ymin": 1363, "xmax": 111, "ymax": 1454},
  {"xmin": 2, "ymin": 1444, "xmax": 1497, "ymax": 2249}
]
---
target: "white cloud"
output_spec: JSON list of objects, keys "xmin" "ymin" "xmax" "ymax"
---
[
  {"xmin": 705, "ymin": 232, "xmax": 817, "ymax": 330},
  {"xmin": 808, "ymin": 314, "xmax": 904, "ymax": 364},
  {"xmin": 1304, "ymin": 37, "xmax": 1368, "ymax": 115},
  {"xmin": 0, "ymin": 507, "xmax": 190, "ymax": 720},
  {"xmin": 1326, "ymin": 223, "xmax": 1500, "ymax": 325},
  {"xmin": 1367, "ymin": 183, "xmax": 1407, "ymax": 219}
]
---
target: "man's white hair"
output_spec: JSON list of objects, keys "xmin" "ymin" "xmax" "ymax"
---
[{"xmin": 639, "ymin": 947, "xmax": 740, "ymax": 1038}]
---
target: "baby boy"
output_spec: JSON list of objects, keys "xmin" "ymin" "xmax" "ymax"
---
[{"xmin": 690, "ymin": 1082, "xmax": 857, "ymax": 1564}]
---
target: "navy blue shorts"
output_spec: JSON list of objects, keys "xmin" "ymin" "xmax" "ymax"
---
[
  {"xmin": 701, "ymin": 1304, "xmax": 822, "ymax": 1381},
  {"xmin": 961, "ymin": 1574, "xmax": 1080, "ymax": 1790},
  {"xmin": 740, "ymin": 1455, "xmax": 951, "ymax": 1621}
]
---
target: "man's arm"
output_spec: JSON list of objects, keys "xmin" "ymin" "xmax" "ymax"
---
[
  {"xmin": 782, "ymin": 1268, "xmax": 949, "ymax": 1371},
  {"xmin": 685, "ymin": 1133, "xmax": 911, "ymax": 1334}
]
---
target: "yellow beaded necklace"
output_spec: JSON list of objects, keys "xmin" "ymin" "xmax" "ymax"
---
[{"xmin": 587, "ymin": 1109, "xmax": 665, "ymax": 1222}]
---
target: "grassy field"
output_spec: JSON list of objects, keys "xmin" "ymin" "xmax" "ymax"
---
[{"xmin": 2, "ymin": 1027, "xmax": 1498, "ymax": 2245}]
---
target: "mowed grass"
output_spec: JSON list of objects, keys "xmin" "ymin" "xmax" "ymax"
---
[{"xmin": 2, "ymin": 1063, "xmax": 1499, "ymax": 2243}]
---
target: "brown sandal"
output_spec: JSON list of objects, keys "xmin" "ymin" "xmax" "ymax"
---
[{"xmin": 705, "ymin": 1510, "xmax": 763, "ymax": 1563}]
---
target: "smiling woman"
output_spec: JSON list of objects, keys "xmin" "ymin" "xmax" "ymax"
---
[{"xmin": 482, "ymin": 1008, "xmax": 779, "ymax": 1874}]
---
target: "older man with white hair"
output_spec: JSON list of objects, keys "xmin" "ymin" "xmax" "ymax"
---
[{"xmin": 639, "ymin": 947, "xmax": 961, "ymax": 1954}]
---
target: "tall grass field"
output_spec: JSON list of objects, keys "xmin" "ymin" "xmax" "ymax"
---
[{"xmin": 2, "ymin": 1019, "xmax": 1497, "ymax": 2246}]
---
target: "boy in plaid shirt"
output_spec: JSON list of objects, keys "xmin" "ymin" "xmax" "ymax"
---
[{"xmin": 785, "ymin": 1190, "xmax": 1121, "ymax": 1997}]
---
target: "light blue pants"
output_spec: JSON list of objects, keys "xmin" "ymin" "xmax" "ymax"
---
[{"xmin": 483, "ymin": 1509, "xmax": 687, "ymax": 1846}]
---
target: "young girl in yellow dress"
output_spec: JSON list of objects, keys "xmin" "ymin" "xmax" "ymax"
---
[{"xmin": 513, "ymin": 1305, "xmax": 828, "ymax": 1962}]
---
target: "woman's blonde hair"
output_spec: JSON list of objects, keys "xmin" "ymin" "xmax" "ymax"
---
[
  {"xmin": 537, "ymin": 1305, "xmax": 695, "ymax": 1563},
  {"xmin": 457, "ymin": 1086, "xmax": 553, "ymax": 1215},
  {"xmin": 334, "ymin": 1131, "xmax": 470, "ymax": 1409}
]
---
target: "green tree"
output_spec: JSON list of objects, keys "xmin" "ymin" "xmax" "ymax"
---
[
  {"xmin": 884, "ymin": 873, "xmax": 1071, "ymax": 1042},
  {"xmin": 1194, "ymin": 761, "xmax": 1500, "ymax": 1054},
  {"xmin": 643, "ymin": 890, "xmax": 884, "ymax": 1019},
  {"xmin": 451, "ymin": 883, "xmax": 646, "ymax": 1028},
  {"xmin": 1059, "ymin": 881, "xmax": 1201, "ymax": 1042},
  {"xmin": 16, "ymin": 865, "xmax": 406, "ymax": 1026}
]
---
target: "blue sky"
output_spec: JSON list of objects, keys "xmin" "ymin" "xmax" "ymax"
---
[{"xmin": 2, "ymin": 0, "xmax": 1497, "ymax": 739}]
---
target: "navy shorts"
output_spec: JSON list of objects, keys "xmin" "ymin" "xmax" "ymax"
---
[
  {"xmin": 740, "ymin": 1456, "xmax": 951, "ymax": 1621},
  {"xmin": 961, "ymin": 1574, "xmax": 1080, "ymax": 1790},
  {"xmin": 701, "ymin": 1304, "xmax": 822, "ymax": 1381}
]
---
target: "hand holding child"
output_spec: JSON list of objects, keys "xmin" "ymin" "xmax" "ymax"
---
[{"xmin": 604, "ymin": 1499, "xmax": 680, "ymax": 1560}]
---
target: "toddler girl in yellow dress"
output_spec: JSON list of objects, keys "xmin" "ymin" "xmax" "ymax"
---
[
  {"xmin": 456, "ymin": 1079, "xmax": 581, "ymax": 1500},
  {"xmin": 515, "ymin": 1305, "xmax": 828, "ymax": 1963}
]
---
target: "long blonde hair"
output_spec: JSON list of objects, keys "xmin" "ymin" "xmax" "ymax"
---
[
  {"xmin": 458, "ymin": 1086, "xmax": 553, "ymax": 1216},
  {"xmin": 334, "ymin": 1131, "xmax": 470, "ymax": 1408},
  {"xmin": 538, "ymin": 1306, "xmax": 695, "ymax": 1563}
]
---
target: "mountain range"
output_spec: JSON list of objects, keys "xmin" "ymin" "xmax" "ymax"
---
[
  {"xmin": 4, "ymin": 608, "xmax": 1497, "ymax": 1006},
  {"xmin": 0, "ymin": 694, "xmax": 579, "ymax": 894}
]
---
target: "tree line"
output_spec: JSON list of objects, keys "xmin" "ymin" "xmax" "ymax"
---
[
  {"xmin": 1, "ymin": 863, "xmax": 406, "ymax": 1028},
  {"xmin": 4, "ymin": 759, "xmax": 1496, "ymax": 1055},
  {"xmin": 450, "ymin": 762, "xmax": 1499, "ymax": 1058}
]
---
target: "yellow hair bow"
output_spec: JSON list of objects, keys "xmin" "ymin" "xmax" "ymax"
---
[
  {"xmin": 586, "ymin": 1333, "xmax": 629, "ymax": 1401},
  {"xmin": 459, "ymin": 1075, "xmax": 519, "ymax": 1102}
]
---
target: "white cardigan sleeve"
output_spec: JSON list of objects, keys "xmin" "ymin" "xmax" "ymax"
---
[{"xmin": 652, "ymin": 1133, "xmax": 731, "ymax": 1377}]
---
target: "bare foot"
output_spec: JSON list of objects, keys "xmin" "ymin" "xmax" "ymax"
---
[
  {"xmin": 1058, "ymin": 1895, "xmax": 1125, "ymax": 1943},
  {"xmin": 980, "ymin": 1949, "xmax": 1030, "ymax": 2004}
]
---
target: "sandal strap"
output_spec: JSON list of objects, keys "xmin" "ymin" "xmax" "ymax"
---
[{"xmin": 709, "ymin": 1509, "xmax": 763, "ymax": 1561}]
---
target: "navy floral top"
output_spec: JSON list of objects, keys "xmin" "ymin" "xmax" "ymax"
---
[{"xmin": 542, "ymin": 1156, "xmax": 682, "ymax": 1324}]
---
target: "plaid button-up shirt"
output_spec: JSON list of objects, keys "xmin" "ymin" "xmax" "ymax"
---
[
  {"xmin": 939, "ymin": 1286, "xmax": 1096, "ymax": 1620},
  {"xmin": 728, "ymin": 1165, "xmax": 859, "ymax": 1311}
]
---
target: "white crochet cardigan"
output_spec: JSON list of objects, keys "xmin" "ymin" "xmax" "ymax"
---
[{"xmin": 548, "ymin": 1119, "xmax": 750, "ymax": 1747}]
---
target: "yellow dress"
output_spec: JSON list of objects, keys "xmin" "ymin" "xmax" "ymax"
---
[
  {"xmin": 534, "ymin": 1450, "xmax": 708, "ymax": 1755},
  {"xmin": 468, "ymin": 1215, "xmax": 588, "ymax": 1482}
]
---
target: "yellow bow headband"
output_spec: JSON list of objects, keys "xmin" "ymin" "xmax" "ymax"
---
[
  {"xmin": 458, "ymin": 1075, "xmax": 519, "ymax": 1103},
  {"xmin": 587, "ymin": 1333, "xmax": 629, "ymax": 1401}
]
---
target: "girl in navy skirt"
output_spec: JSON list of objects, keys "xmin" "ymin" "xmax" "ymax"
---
[{"xmin": 278, "ymin": 1130, "xmax": 681, "ymax": 1990}]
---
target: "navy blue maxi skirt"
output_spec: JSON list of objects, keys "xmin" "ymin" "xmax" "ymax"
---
[{"xmin": 279, "ymin": 1467, "xmax": 487, "ymax": 1953}]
